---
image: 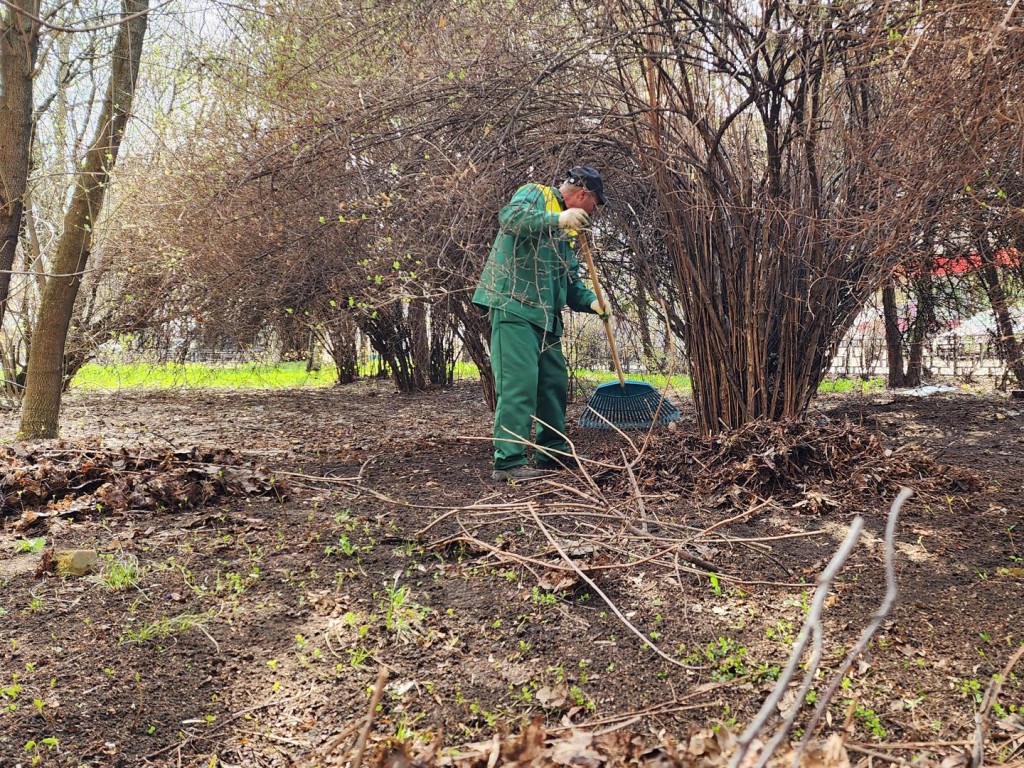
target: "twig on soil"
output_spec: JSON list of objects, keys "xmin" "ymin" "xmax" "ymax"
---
[
  {"xmin": 447, "ymin": 514, "xmax": 717, "ymax": 580},
  {"xmin": 295, "ymin": 718, "xmax": 366, "ymax": 768},
  {"xmin": 141, "ymin": 694, "xmax": 304, "ymax": 762},
  {"xmin": 581, "ymin": 700, "xmax": 719, "ymax": 737},
  {"xmin": 529, "ymin": 478, "xmax": 608, "ymax": 506},
  {"xmin": 566, "ymin": 539, "xmax": 704, "ymax": 573},
  {"xmin": 526, "ymin": 481, "xmax": 726, "ymax": 573},
  {"xmin": 730, "ymin": 510, "xmax": 868, "ymax": 768},
  {"xmin": 971, "ymin": 644, "xmax": 1024, "ymax": 768},
  {"xmin": 568, "ymin": 695, "xmax": 720, "ymax": 729},
  {"xmin": 352, "ymin": 666, "xmax": 390, "ymax": 768},
  {"xmin": 276, "ymin": 470, "xmax": 362, "ymax": 483},
  {"xmin": 732, "ymin": 487, "xmax": 912, "ymax": 768},
  {"xmin": 1002, "ymin": 734, "xmax": 1024, "ymax": 764},
  {"xmin": 235, "ymin": 729, "xmax": 311, "ymax": 749},
  {"xmin": 527, "ymin": 502, "xmax": 692, "ymax": 670},
  {"xmin": 194, "ymin": 622, "xmax": 221, "ymax": 655},
  {"xmin": 586, "ymin": 700, "xmax": 722, "ymax": 734},
  {"xmin": 728, "ymin": 540, "xmax": 795, "ymax": 578},
  {"xmin": 451, "ymin": 522, "xmax": 542, "ymax": 583},
  {"xmin": 796, "ymin": 487, "xmax": 913, "ymax": 761},
  {"xmin": 714, "ymin": 530, "xmax": 833, "ymax": 544},
  {"xmin": 845, "ymin": 744, "xmax": 916, "ymax": 766},
  {"xmin": 695, "ymin": 495, "xmax": 777, "ymax": 537},
  {"xmin": 461, "ymin": 432, "xmax": 624, "ymax": 472},
  {"xmin": 341, "ymin": 482, "xmax": 420, "ymax": 509},
  {"xmin": 425, "ymin": 484, "xmax": 736, "ymax": 593},
  {"xmin": 622, "ymin": 449, "xmax": 655, "ymax": 532},
  {"xmin": 531, "ymin": 416, "xmax": 610, "ymax": 498},
  {"xmin": 847, "ymin": 740, "xmax": 973, "ymax": 749}
]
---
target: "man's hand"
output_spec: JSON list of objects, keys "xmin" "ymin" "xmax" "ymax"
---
[
  {"xmin": 590, "ymin": 299, "xmax": 611, "ymax": 321},
  {"xmin": 558, "ymin": 208, "xmax": 590, "ymax": 231}
]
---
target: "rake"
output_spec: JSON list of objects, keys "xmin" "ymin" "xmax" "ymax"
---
[{"xmin": 577, "ymin": 235, "xmax": 681, "ymax": 430}]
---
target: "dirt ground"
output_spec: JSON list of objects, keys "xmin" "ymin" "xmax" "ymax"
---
[{"xmin": 1, "ymin": 381, "xmax": 1023, "ymax": 768}]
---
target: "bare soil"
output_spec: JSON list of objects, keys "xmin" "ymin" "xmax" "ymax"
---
[{"xmin": 1, "ymin": 382, "xmax": 1022, "ymax": 768}]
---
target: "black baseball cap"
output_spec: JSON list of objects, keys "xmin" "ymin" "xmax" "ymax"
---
[{"xmin": 565, "ymin": 166, "xmax": 607, "ymax": 207}]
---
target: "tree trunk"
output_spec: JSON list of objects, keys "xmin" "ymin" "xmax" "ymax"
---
[
  {"xmin": 905, "ymin": 271, "xmax": 935, "ymax": 387},
  {"xmin": 882, "ymin": 281, "xmax": 907, "ymax": 388},
  {"xmin": 0, "ymin": 0, "xmax": 40, "ymax": 326},
  {"xmin": 428, "ymin": 299, "xmax": 455, "ymax": 387},
  {"xmin": 19, "ymin": 0, "xmax": 149, "ymax": 438},
  {"xmin": 452, "ymin": 299, "xmax": 495, "ymax": 410},
  {"xmin": 305, "ymin": 330, "xmax": 322, "ymax": 372},
  {"xmin": 635, "ymin": 281, "xmax": 655, "ymax": 365},
  {"xmin": 277, "ymin": 319, "xmax": 306, "ymax": 361},
  {"xmin": 360, "ymin": 305, "xmax": 416, "ymax": 392},
  {"xmin": 978, "ymin": 246, "xmax": 1024, "ymax": 387},
  {"xmin": 408, "ymin": 299, "xmax": 429, "ymax": 390},
  {"xmin": 326, "ymin": 318, "xmax": 358, "ymax": 384}
]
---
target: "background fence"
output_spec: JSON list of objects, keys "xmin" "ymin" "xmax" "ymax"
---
[{"xmin": 828, "ymin": 332, "xmax": 1014, "ymax": 382}]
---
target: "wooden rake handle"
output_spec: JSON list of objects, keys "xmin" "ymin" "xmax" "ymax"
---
[{"xmin": 579, "ymin": 234, "xmax": 626, "ymax": 388}]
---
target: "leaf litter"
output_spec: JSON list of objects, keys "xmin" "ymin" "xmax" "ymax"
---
[
  {"xmin": 1, "ymin": 386, "xmax": 1021, "ymax": 768},
  {"xmin": 1, "ymin": 443, "xmax": 285, "ymax": 527},
  {"xmin": 590, "ymin": 417, "xmax": 979, "ymax": 512}
]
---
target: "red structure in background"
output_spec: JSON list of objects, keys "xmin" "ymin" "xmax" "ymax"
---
[{"xmin": 931, "ymin": 247, "xmax": 1020, "ymax": 276}]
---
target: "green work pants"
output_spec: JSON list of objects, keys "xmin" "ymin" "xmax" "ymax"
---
[{"xmin": 490, "ymin": 312, "xmax": 569, "ymax": 470}]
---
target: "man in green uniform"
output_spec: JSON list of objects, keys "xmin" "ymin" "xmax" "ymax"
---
[{"xmin": 472, "ymin": 167, "xmax": 610, "ymax": 481}]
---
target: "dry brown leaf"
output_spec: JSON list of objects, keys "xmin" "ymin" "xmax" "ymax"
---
[
  {"xmin": 535, "ymin": 683, "xmax": 568, "ymax": 709},
  {"xmin": 550, "ymin": 730, "xmax": 603, "ymax": 767}
]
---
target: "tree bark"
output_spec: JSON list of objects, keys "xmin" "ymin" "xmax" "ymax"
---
[
  {"xmin": 325, "ymin": 318, "xmax": 358, "ymax": 384},
  {"xmin": 408, "ymin": 299, "xmax": 429, "ymax": 390},
  {"xmin": 905, "ymin": 271, "xmax": 935, "ymax": 387},
  {"xmin": 882, "ymin": 281, "xmax": 907, "ymax": 388},
  {"xmin": 635, "ymin": 280, "xmax": 655, "ymax": 365},
  {"xmin": 978, "ymin": 246, "xmax": 1024, "ymax": 387},
  {"xmin": 428, "ymin": 299, "xmax": 455, "ymax": 387},
  {"xmin": 0, "ymin": 0, "xmax": 40, "ymax": 326},
  {"xmin": 305, "ymin": 330, "xmax": 322, "ymax": 372},
  {"xmin": 452, "ymin": 299, "xmax": 495, "ymax": 410},
  {"xmin": 19, "ymin": 0, "xmax": 149, "ymax": 438}
]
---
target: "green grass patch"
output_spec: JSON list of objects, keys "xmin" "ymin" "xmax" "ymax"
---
[
  {"xmin": 818, "ymin": 376, "xmax": 885, "ymax": 394},
  {"xmin": 577, "ymin": 370, "xmax": 693, "ymax": 391},
  {"xmin": 72, "ymin": 360, "xmax": 881, "ymax": 396},
  {"xmin": 72, "ymin": 361, "xmax": 338, "ymax": 390}
]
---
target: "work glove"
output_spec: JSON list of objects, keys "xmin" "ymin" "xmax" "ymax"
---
[
  {"xmin": 558, "ymin": 208, "xmax": 591, "ymax": 231},
  {"xmin": 590, "ymin": 299, "xmax": 612, "ymax": 322}
]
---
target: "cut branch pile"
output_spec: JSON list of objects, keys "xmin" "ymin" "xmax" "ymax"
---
[
  {"xmin": 594, "ymin": 418, "xmax": 977, "ymax": 513},
  {"xmin": 0, "ymin": 444, "xmax": 285, "ymax": 524}
]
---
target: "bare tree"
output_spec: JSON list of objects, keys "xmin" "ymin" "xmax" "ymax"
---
[
  {"xmin": 101, "ymin": 0, "xmax": 609, "ymax": 396},
  {"xmin": 599, "ymin": 1, "xmax": 975, "ymax": 433},
  {"xmin": 0, "ymin": 0, "xmax": 40, "ymax": 326},
  {"xmin": 883, "ymin": 248, "xmax": 939, "ymax": 389},
  {"xmin": 977, "ymin": 241, "xmax": 1024, "ymax": 386},
  {"xmin": 19, "ymin": 0, "xmax": 149, "ymax": 438},
  {"xmin": 44, "ymin": 0, "xmax": 1022, "ymax": 422}
]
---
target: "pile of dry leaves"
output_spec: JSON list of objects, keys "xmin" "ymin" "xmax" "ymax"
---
[
  {"xmin": 596, "ymin": 418, "xmax": 977, "ymax": 512},
  {"xmin": 367, "ymin": 719, "xmax": 882, "ymax": 768},
  {"xmin": 0, "ymin": 444, "xmax": 285, "ymax": 526}
]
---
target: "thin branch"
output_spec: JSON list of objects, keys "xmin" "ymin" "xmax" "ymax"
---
[
  {"xmin": 0, "ymin": 0, "xmax": 172, "ymax": 33},
  {"xmin": 794, "ymin": 487, "xmax": 914, "ymax": 761},
  {"xmin": 351, "ymin": 666, "xmax": 389, "ymax": 768},
  {"xmin": 971, "ymin": 645, "xmax": 1024, "ymax": 768},
  {"xmin": 731, "ymin": 513, "xmax": 866, "ymax": 768},
  {"xmin": 527, "ymin": 502, "xmax": 692, "ymax": 670}
]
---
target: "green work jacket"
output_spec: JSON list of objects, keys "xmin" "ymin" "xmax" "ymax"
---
[{"xmin": 472, "ymin": 183, "xmax": 598, "ymax": 336}]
